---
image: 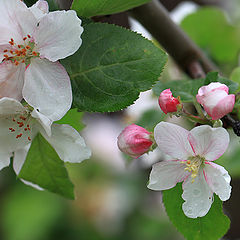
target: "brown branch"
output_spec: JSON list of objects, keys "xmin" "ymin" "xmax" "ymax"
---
[{"xmin": 129, "ymin": 0, "xmax": 217, "ymax": 78}]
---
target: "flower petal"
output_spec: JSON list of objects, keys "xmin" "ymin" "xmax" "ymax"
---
[
  {"xmin": 13, "ymin": 145, "xmax": 43, "ymax": 190},
  {"xmin": 188, "ymin": 125, "xmax": 229, "ymax": 161},
  {"xmin": 34, "ymin": 10, "xmax": 83, "ymax": 61},
  {"xmin": 29, "ymin": 0, "xmax": 49, "ymax": 21},
  {"xmin": 0, "ymin": 118, "xmax": 30, "ymax": 153},
  {"xmin": 0, "ymin": 97, "xmax": 25, "ymax": 116},
  {"xmin": 40, "ymin": 124, "xmax": 91, "ymax": 163},
  {"xmin": 204, "ymin": 162, "xmax": 231, "ymax": 201},
  {"xmin": 0, "ymin": 0, "xmax": 29, "ymax": 43},
  {"xmin": 0, "ymin": 62, "xmax": 25, "ymax": 101},
  {"xmin": 31, "ymin": 109, "xmax": 52, "ymax": 137},
  {"xmin": 0, "ymin": 152, "xmax": 11, "ymax": 171},
  {"xmin": 182, "ymin": 168, "xmax": 213, "ymax": 218},
  {"xmin": 23, "ymin": 58, "xmax": 72, "ymax": 121},
  {"xmin": 148, "ymin": 160, "xmax": 190, "ymax": 190},
  {"xmin": 0, "ymin": 98, "xmax": 31, "ymax": 153},
  {"xmin": 211, "ymin": 94, "xmax": 235, "ymax": 120},
  {"xmin": 154, "ymin": 122, "xmax": 193, "ymax": 159}
]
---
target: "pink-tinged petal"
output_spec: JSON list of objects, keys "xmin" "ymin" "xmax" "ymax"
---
[
  {"xmin": 23, "ymin": 58, "xmax": 72, "ymax": 122},
  {"xmin": 13, "ymin": 145, "xmax": 43, "ymax": 190},
  {"xmin": 158, "ymin": 89, "xmax": 180, "ymax": 114},
  {"xmin": 0, "ymin": 62, "xmax": 25, "ymax": 101},
  {"xmin": 14, "ymin": 7, "xmax": 38, "ymax": 39},
  {"xmin": 40, "ymin": 124, "xmax": 91, "ymax": 163},
  {"xmin": 211, "ymin": 94, "xmax": 235, "ymax": 120},
  {"xmin": 204, "ymin": 162, "xmax": 231, "ymax": 201},
  {"xmin": 188, "ymin": 125, "xmax": 229, "ymax": 161},
  {"xmin": 0, "ymin": 0, "xmax": 28, "ymax": 43},
  {"xmin": 148, "ymin": 160, "xmax": 190, "ymax": 190},
  {"xmin": 182, "ymin": 168, "xmax": 213, "ymax": 218},
  {"xmin": 117, "ymin": 124, "xmax": 152, "ymax": 158},
  {"xmin": 29, "ymin": 0, "xmax": 49, "ymax": 21},
  {"xmin": 154, "ymin": 122, "xmax": 193, "ymax": 160},
  {"xmin": 34, "ymin": 10, "xmax": 83, "ymax": 61},
  {"xmin": 196, "ymin": 82, "xmax": 229, "ymax": 105}
]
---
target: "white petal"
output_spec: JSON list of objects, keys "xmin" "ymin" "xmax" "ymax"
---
[
  {"xmin": 204, "ymin": 162, "xmax": 231, "ymax": 201},
  {"xmin": 0, "ymin": 62, "xmax": 25, "ymax": 101},
  {"xmin": 182, "ymin": 168, "xmax": 213, "ymax": 218},
  {"xmin": 13, "ymin": 144, "xmax": 30, "ymax": 174},
  {"xmin": 34, "ymin": 10, "xmax": 83, "ymax": 61},
  {"xmin": 23, "ymin": 58, "xmax": 72, "ymax": 122},
  {"xmin": 29, "ymin": 0, "xmax": 49, "ymax": 21},
  {"xmin": 0, "ymin": 97, "xmax": 25, "ymax": 116},
  {"xmin": 148, "ymin": 160, "xmax": 189, "ymax": 190},
  {"xmin": 13, "ymin": 145, "xmax": 43, "ymax": 190},
  {"xmin": 31, "ymin": 109, "xmax": 52, "ymax": 137},
  {"xmin": 0, "ymin": 98, "xmax": 32, "ymax": 153},
  {"xmin": 41, "ymin": 124, "xmax": 91, "ymax": 163},
  {"xmin": 0, "ymin": 152, "xmax": 11, "ymax": 171},
  {"xmin": 188, "ymin": 125, "xmax": 229, "ymax": 161},
  {"xmin": 0, "ymin": 0, "xmax": 29, "ymax": 43},
  {"xmin": 154, "ymin": 122, "xmax": 193, "ymax": 160},
  {"xmin": 0, "ymin": 118, "xmax": 31, "ymax": 153}
]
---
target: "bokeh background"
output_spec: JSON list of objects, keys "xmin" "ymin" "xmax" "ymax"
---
[{"xmin": 2, "ymin": 0, "xmax": 240, "ymax": 239}]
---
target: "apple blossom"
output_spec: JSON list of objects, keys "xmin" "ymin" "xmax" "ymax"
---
[
  {"xmin": 196, "ymin": 82, "xmax": 235, "ymax": 120},
  {"xmin": 117, "ymin": 124, "xmax": 153, "ymax": 158},
  {"xmin": 148, "ymin": 122, "xmax": 231, "ymax": 218},
  {"xmin": 158, "ymin": 89, "xmax": 180, "ymax": 114},
  {"xmin": 0, "ymin": 97, "xmax": 91, "ymax": 172},
  {"xmin": 0, "ymin": 0, "xmax": 83, "ymax": 122}
]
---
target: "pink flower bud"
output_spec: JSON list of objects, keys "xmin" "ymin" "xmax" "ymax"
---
[
  {"xmin": 117, "ymin": 124, "xmax": 153, "ymax": 158},
  {"xmin": 158, "ymin": 89, "xmax": 180, "ymax": 114},
  {"xmin": 196, "ymin": 82, "xmax": 235, "ymax": 120}
]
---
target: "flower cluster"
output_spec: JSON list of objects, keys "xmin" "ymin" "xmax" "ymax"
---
[
  {"xmin": 0, "ymin": 0, "xmax": 91, "ymax": 185},
  {"xmin": 117, "ymin": 82, "xmax": 234, "ymax": 218}
]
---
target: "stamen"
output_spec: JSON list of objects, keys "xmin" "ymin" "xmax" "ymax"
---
[{"xmin": 16, "ymin": 133, "xmax": 23, "ymax": 138}]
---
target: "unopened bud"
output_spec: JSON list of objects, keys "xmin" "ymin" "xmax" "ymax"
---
[
  {"xmin": 196, "ymin": 82, "xmax": 235, "ymax": 120},
  {"xmin": 158, "ymin": 89, "xmax": 181, "ymax": 114},
  {"xmin": 117, "ymin": 124, "xmax": 153, "ymax": 158}
]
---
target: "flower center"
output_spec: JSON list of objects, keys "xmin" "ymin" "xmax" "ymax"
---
[
  {"xmin": 183, "ymin": 155, "xmax": 205, "ymax": 182},
  {"xmin": 2, "ymin": 35, "xmax": 39, "ymax": 66},
  {"xmin": 8, "ymin": 107, "xmax": 33, "ymax": 142}
]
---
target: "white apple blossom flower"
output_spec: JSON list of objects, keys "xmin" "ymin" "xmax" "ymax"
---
[
  {"xmin": 148, "ymin": 122, "xmax": 231, "ymax": 218},
  {"xmin": 0, "ymin": 97, "xmax": 91, "ymax": 172},
  {"xmin": 0, "ymin": 0, "xmax": 83, "ymax": 122}
]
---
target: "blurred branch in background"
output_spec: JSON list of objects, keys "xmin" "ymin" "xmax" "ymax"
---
[
  {"xmin": 55, "ymin": 0, "xmax": 72, "ymax": 9},
  {"xmin": 130, "ymin": 0, "xmax": 217, "ymax": 78},
  {"xmin": 159, "ymin": 0, "xmax": 226, "ymax": 11}
]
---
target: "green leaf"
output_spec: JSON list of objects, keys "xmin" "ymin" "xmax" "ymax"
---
[
  {"xmin": 162, "ymin": 183, "xmax": 230, "ymax": 240},
  {"xmin": 153, "ymin": 72, "xmax": 238, "ymax": 102},
  {"xmin": 62, "ymin": 23, "xmax": 167, "ymax": 112},
  {"xmin": 18, "ymin": 133, "xmax": 74, "ymax": 199},
  {"xmin": 71, "ymin": 0, "xmax": 151, "ymax": 17},
  {"xmin": 181, "ymin": 7, "xmax": 240, "ymax": 64},
  {"xmin": 230, "ymin": 67, "xmax": 240, "ymax": 91},
  {"xmin": 55, "ymin": 108, "xmax": 85, "ymax": 132}
]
